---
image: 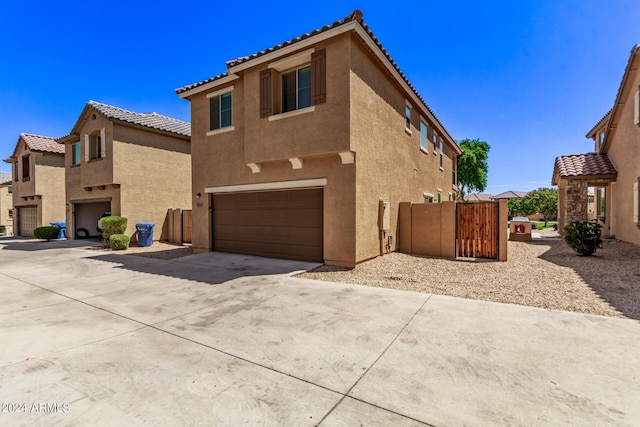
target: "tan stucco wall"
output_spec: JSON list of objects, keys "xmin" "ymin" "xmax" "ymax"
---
[
  {"xmin": 113, "ymin": 125, "xmax": 191, "ymax": 240},
  {"xmin": 349, "ymin": 36, "xmax": 457, "ymax": 262},
  {"xmin": 63, "ymin": 115, "xmax": 191, "ymax": 241},
  {"xmin": 607, "ymin": 66, "xmax": 640, "ymax": 245},
  {"xmin": 0, "ymin": 183, "xmax": 13, "ymax": 228},
  {"xmin": 10, "ymin": 141, "xmax": 65, "ymax": 234},
  {"xmin": 187, "ymin": 31, "xmax": 457, "ymax": 267}
]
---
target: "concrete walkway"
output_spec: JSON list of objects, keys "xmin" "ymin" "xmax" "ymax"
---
[{"xmin": 1, "ymin": 237, "xmax": 639, "ymax": 426}]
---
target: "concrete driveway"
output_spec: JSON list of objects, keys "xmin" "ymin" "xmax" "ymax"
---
[{"xmin": 1, "ymin": 237, "xmax": 639, "ymax": 426}]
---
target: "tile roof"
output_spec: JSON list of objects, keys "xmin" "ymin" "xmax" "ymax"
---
[
  {"xmin": 0, "ymin": 173, "xmax": 11, "ymax": 184},
  {"xmin": 175, "ymin": 10, "xmax": 456, "ymax": 149},
  {"xmin": 464, "ymin": 193, "xmax": 493, "ymax": 202},
  {"xmin": 21, "ymin": 133, "xmax": 65, "ymax": 154},
  {"xmin": 553, "ymin": 153, "xmax": 617, "ymax": 183},
  {"xmin": 492, "ymin": 190, "xmax": 528, "ymax": 199},
  {"xmin": 88, "ymin": 101, "xmax": 191, "ymax": 137}
]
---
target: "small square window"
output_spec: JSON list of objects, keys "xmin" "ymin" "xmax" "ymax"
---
[{"xmin": 8, "ymin": 209, "xmax": 13, "ymax": 219}]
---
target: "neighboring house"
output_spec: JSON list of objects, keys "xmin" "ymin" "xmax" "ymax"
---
[
  {"xmin": 2, "ymin": 134, "xmax": 65, "ymax": 236},
  {"xmin": 464, "ymin": 193, "xmax": 493, "ymax": 202},
  {"xmin": 0, "ymin": 173, "xmax": 13, "ymax": 234},
  {"xmin": 553, "ymin": 44, "xmax": 640, "ymax": 242},
  {"xmin": 56, "ymin": 101, "xmax": 192, "ymax": 241},
  {"xmin": 491, "ymin": 190, "xmax": 529, "ymax": 201},
  {"xmin": 176, "ymin": 10, "xmax": 461, "ymax": 267}
]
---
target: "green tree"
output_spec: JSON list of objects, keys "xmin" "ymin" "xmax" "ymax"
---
[
  {"xmin": 522, "ymin": 187, "xmax": 558, "ymax": 226},
  {"xmin": 456, "ymin": 139, "xmax": 490, "ymax": 200}
]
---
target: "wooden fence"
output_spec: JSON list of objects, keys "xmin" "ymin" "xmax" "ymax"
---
[{"xmin": 456, "ymin": 202, "xmax": 499, "ymax": 259}]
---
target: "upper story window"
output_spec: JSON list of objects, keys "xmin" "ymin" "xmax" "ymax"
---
[
  {"xmin": 420, "ymin": 121, "xmax": 428, "ymax": 150},
  {"xmin": 89, "ymin": 132, "xmax": 102, "ymax": 160},
  {"xmin": 71, "ymin": 142, "xmax": 81, "ymax": 166},
  {"xmin": 260, "ymin": 48, "xmax": 326, "ymax": 119},
  {"xmin": 8, "ymin": 209, "xmax": 12, "ymax": 218},
  {"xmin": 21, "ymin": 155, "xmax": 30, "ymax": 181},
  {"xmin": 432, "ymin": 132, "xmax": 438, "ymax": 152},
  {"xmin": 634, "ymin": 89, "xmax": 639, "ymax": 126},
  {"xmin": 405, "ymin": 105, "xmax": 411, "ymax": 130},
  {"xmin": 210, "ymin": 91, "xmax": 233, "ymax": 130},
  {"xmin": 282, "ymin": 66, "xmax": 311, "ymax": 113},
  {"xmin": 85, "ymin": 128, "xmax": 105, "ymax": 161},
  {"xmin": 13, "ymin": 162, "xmax": 18, "ymax": 181},
  {"xmin": 7, "ymin": 185, "xmax": 12, "ymax": 194},
  {"xmin": 207, "ymin": 86, "xmax": 235, "ymax": 135},
  {"xmin": 439, "ymin": 140, "xmax": 444, "ymax": 168}
]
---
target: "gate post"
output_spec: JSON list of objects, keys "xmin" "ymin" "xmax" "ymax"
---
[{"xmin": 498, "ymin": 199, "xmax": 508, "ymax": 261}]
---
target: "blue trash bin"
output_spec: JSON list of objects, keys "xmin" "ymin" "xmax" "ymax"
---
[
  {"xmin": 135, "ymin": 222, "xmax": 155, "ymax": 247},
  {"xmin": 50, "ymin": 222, "xmax": 67, "ymax": 240}
]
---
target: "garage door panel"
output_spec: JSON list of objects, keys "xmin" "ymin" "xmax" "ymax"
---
[
  {"xmin": 213, "ymin": 189, "xmax": 323, "ymax": 262},
  {"xmin": 19, "ymin": 206, "xmax": 38, "ymax": 237}
]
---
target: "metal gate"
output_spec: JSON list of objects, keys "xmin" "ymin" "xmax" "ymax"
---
[{"xmin": 456, "ymin": 202, "xmax": 499, "ymax": 259}]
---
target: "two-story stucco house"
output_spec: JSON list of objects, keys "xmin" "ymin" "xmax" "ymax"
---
[
  {"xmin": 3, "ymin": 134, "xmax": 65, "ymax": 236},
  {"xmin": 0, "ymin": 173, "xmax": 13, "ymax": 234},
  {"xmin": 57, "ymin": 101, "xmax": 192, "ymax": 241},
  {"xmin": 553, "ymin": 44, "xmax": 640, "ymax": 244},
  {"xmin": 176, "ymin": 10, "xmax": 460, "ymax": 267}
]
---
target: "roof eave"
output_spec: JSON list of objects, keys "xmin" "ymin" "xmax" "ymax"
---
[
  {"xmin": 177, "ymin": 74, "xmax": 240, "ymax": 100},
  {"xmin": 601, "ymin": 45, "xmax": 640, "ymax": 152},
  {"xmin": 111, "ymin": 120, "xmax": 191, "ymax": 141}
]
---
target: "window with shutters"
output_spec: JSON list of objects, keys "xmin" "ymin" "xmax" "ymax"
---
[
  {"xmin": 282, "ymin": 66, "xmax": 311, "ymax": 112},
  {"xmin": 261, "ymin": 48, "xmax": 326, "ymax": 120},
  {"xmin": 13, "ymin": 162, "xmax": 18, "ymax": 181},
  {"xmin": 207, "ymin": 87, "xmax": 234, "ymax": 135}
]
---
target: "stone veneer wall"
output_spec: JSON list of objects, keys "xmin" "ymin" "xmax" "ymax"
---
[{"xmin": 559, "ymin": 179, "xmax": 589, "ymax": 233}]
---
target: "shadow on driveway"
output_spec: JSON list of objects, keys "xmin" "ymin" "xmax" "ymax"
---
[
  {"xmin": 0, "ymin": 236, "xmax": 100, "ymax": 251},
  {"xmin": 86, "ymin": 251, "xmax": 322, "ymax": 286},
  {"xmin": 532, "ymin": 237, "xmax": 640, "ymax": 320}
]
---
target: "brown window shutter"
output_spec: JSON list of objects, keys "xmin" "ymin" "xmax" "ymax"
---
[
  {"xmin": 260, "ymin": 69, "xmax": 272, "ymax": 118},
  {"xmin": 311, "ymin": 49, "xmax": 326, "ymax": 105}
]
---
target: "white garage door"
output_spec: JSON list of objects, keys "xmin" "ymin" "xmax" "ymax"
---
[{"xmin": 19, "ymin": 206, "xmax": 38, "ymax": 237}]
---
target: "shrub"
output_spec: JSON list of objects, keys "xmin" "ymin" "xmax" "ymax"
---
[
  {"xmin": 552, "ymin": 223, "xmax": 558, "ymax": 231},
  {"xmin": 109, "ymin": 234, "xmax": 130, "ymax": 250},
  {"xmin": 33, "ymin": 226, "xmax": 61, "ymax": 240},
  {"xmin": 563, "ymin": 221, "xmax": 602, "ymax": 256},
  {"xmin": 99, "ymin": 216, "xmax": 127, "ymax": 247}
]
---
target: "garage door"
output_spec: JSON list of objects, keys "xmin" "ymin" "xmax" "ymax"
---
[
  {"xmin": 19, "ymin": 206, "xmax": 37, "ymax": 237},
  {"xmin": 213, "ymin": 189, "xmax": 323, "ymax": 262}
]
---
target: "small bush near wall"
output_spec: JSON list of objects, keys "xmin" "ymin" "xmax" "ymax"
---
[
  {"xmin": 109, "ymin": 234, "xmax": 130, "ymax": 250},
  {"xmin": 563, "ymin": 221, "xmax": 602, "ymax": 256},
  {"xmin": 99, "ymin": 216, "xmax": 128, "ymax": 247},
  {"xmin": 33, "ymin": 226, "xmax": 61, "ymax": 240}
]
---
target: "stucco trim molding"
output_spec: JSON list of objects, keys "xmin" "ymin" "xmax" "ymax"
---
[
  {"xmin": 338, "ymin": 151, "xmax": 355, "ymax": 164},
  {"xmin": 205, "ymin": 178, "xmax": 327, "ymax": 194},
  {"xmin": 247, "ymin": 163, "xmax": 262, "ymax": 173},
  {"xmin": 289, "ymin": 158, "xmax": 303, "ymax": 169}
]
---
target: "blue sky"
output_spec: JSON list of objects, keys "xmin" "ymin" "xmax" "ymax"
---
[{"xmin": 1, "ymin": 1, "xmax": 639, "ymax": 195}]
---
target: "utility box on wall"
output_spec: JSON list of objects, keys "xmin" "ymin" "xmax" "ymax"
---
[{"xmin": 378, "ymin": 199, "xmax": 390, "ymax": 231}]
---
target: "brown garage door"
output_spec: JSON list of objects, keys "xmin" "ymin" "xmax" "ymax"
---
[{"xmin": 213, "ymin": 188, "xmax": 323, "ymax": 262}]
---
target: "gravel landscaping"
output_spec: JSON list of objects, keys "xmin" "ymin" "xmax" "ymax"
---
[{"xmin": 298, "ymin": 231, "xmax": 640, "ymax": 320}]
